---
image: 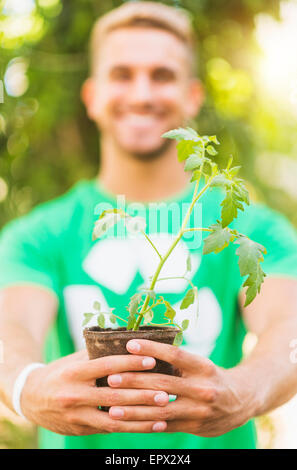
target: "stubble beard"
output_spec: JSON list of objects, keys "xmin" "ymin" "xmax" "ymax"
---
[{"xmin": 122, "ymin": 137, "xmax": 174, "ymax": 162}]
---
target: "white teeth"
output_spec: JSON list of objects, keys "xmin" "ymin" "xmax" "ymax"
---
[{"xmin": 122, "ymin": 114, "xmax": 158, "ymax": 125}]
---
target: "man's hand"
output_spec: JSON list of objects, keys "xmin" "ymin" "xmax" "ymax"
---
[
  {"xmin": 107, "ymin": 340, "xmax": 256, "ymax": 437},
  {"xmin": 21, "ymin": 349, "xmax": 169, "ymax": 436}
]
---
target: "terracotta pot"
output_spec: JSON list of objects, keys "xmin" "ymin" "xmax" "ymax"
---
[{"xmin": 83, "ymin": 326, "xmax": 180, "ymax": 411}]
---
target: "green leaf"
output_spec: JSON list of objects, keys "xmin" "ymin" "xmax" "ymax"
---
[
  {"xmin": 128, "ymin": 293, "xmax": 142, "ymax": 315},
  {"xmin": 235, "ymin": 236, "xmax": 267, "ymax": 306},
  {"xmin": 221, "ymin": 190, "xmax": 237, "ymax": 227},
  {"xmin": 186, "ymin": 253, "xmax": 192, "ymax": 272},
  {"xmin": 99, "ymin": 208, "xmax": 126, "ymax": 220},
  {"xmin": 210, "ymin": 175, "xmax": 232, "ymax": 189},
  {"xmin": 93, "ymin": 301, "xmax": 101, "ymax": 311},
  {"xmin": 243, "ymin": 270, "xmax": 266, "ymax": 306},
  {"xmin": 235, "ymin": 236, "xmax": 266, "ymax": 275},
  {"xmin": 143, "ymin": 309, "xmax": 154, "ymax": 325},
  {"xmin": 228, "ymin": 166, "xmax": 241, "ymax": 177},
  {"xmin": 203, "ymin": 223, "xmax": 234, "ymax": 255},
  {"xmin": 190, "ymin": 169, "xmax": 201, "ymax": 182},
  {"xmin": 177, "ymin": 140, "xmax": 198, "ymax": 162},
  {"xmin": 109, "ymin": 314, "xmax": 117, "ymax": 324},
  {"xmin": 184, "ymin": 154, "xmax": 203, "ymax": 171},
  {"xmin": 140, "ymin": 288, "xmax": 156, "ymax": 300},
  {"xmin": 164, "ymin": 301, "xmax": 176, "ymax": 321},
  {"xmin": 221, "ymin": 189, "xmax": 244, "ymax": 227},
  {"xmin": 182, "ymin": 319, "xmax": 189, "ymax": 331},
  {"xmin": 206, "ymin": 145, "xmax": 218, "ymax": 156},
  {"xmin": 233, "ymin": 181, "xmax": 250, "ymax": 206},
  {"xmin": 127, "ymin": 314, "xmax": 136, "ymax": 330},
  {"xmin": 92, "ymin": 210, "xmax": 124, "ymax": 240},
  {"xmin": 82, "ymin": 313, "xmax": 94, "ymax": 327},
  {"xmin": 173, "ymin": 332, "xmax": 183, "ymax": 346},
  {"xmin": 208, "ymin": 135, "xmax": 220, "ymax": 145},
  {"xmin": 162, "ymin": 127, "xmax": 198, "ymax": 141},
  {"xmin": 97, "ymin": 313, "xmax": 105, "ymax": 328},
  {"xmin": 180, "ymin": 288, "xmax": 195, "ymax": 310},
  {"xmin": 156, "ymin": 296, "xmax": 165, "ymax": 305}
]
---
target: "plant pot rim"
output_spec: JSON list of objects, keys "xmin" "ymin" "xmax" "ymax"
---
[{"xmin": 83, "ymin": 325, "xmax": 180, "ymax": 341}]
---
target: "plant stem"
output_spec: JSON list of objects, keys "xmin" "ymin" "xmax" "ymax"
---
[
  {"xmin": 146, "ymin": 320, "xmax": 182, "ymax": 330},
  {"xmin": 183, "ymin": 228, "xmax": 212, "ymax": 233},
  {"xmin": 140, "ymin": 230, "xmax": 163, "ymax": 260},
  {"xmin": 146, "ymin": 321, "xmax": 171, "ymax": 326},
  {"xmin": 133, "ymin": 177, "xmax": 200, "ymax": 330},
  {"xmin": 193, "ymin": 176, "xmax": 216, "ymax": 205},
  {"xmin": 108, "ymin": 314, "xmax": 128, "ymax": 324},
  {"xmin": 132, "ymin": 155, "xmax": 217, "ymax": 331},
  {"xmin": 140, "ymin": 301, "xmax": 160, "ymax": 315},
  {"xmin": 133, "ymin": 230, "xmax": 184, "ymax": 330},
  {"xmin": 156, "ymin": 275, "xmax": 195, "ymax": 289}
]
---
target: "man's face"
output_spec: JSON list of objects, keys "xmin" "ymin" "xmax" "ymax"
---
[{"xmin": 84, "ymin": 27, "xmax": 202, "ymax": 158}]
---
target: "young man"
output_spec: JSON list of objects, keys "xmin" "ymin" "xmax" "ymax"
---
[{"xmin": 0, "ymin": 2, "xmax": 297, "ymax": 450}]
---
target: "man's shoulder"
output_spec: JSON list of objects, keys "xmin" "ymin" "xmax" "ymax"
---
[
  {"xmin": 36, "ymin": 178, "xmax": 96, "ymax": 212},
  {"xmin": 233, "ymin": 200, "xmax": 294, "ymax": 233},
  {"xmin": 1, "ymin": 179, "xmax": 97, "ymax": 238},
  {"xmin": 232, "ymin": 200, "xmax": 297, "ymax": 264}
]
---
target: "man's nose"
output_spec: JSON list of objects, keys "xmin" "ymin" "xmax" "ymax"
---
[{"xmin": 130, "ymin": 74, "xmax": 154, "ymax": 107}]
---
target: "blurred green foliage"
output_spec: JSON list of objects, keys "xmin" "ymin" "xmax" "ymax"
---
[
  {"xmin": 0, "ymin": 418, "xmax": 36, "ymax": 449},
  {"xmin": 1, "ymin": 0, "xmax": 297, "ymax": 230}
]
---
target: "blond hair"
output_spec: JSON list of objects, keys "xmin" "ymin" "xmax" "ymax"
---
[{"xmin": 89, "ymin": 1, "xmax": 197, "ymax": 76}]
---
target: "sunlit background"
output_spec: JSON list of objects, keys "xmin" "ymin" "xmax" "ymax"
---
[{"xmin": 0, "ymin": 0, "xmax": 297, "ymax": 449}]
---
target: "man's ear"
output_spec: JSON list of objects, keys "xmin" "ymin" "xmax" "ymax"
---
[
  {"xmin": 185, "ymin": 78, "xmax": 205, "ymax": 119},
  {"xmin": 81, "ymin": 77, "xmax": 96, "ymax": 119}
]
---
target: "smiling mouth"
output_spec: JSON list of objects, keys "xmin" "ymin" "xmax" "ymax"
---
[
  {"xmin": 120, "ymin": 115, "xmax": 164, "ymax": 130},
  {"xmin": 117, "ymin": 111, "xmax": 165, "ymax": 124}
]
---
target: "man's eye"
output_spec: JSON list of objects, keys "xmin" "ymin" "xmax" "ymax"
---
[
  {"xmin": 111, "ymin": 69, "xmax": 131, "ymax": 81},
  {"xmin": 153, "ymin": 69, "xmax": 175, "ymax": 82}
]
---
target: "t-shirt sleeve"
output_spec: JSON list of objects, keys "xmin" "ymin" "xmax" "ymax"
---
[
  {"xmin": 0, "ymin": 209, "xmax": 60, "ymax": 296},
  {"xmin": 235, "ymin": 203, "xmax": 297, "ymax": 280}
]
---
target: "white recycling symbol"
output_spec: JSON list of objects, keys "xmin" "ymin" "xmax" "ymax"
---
[{"xmin": 64, "ymin": 234, "xmax": 222, "ymax": 356}]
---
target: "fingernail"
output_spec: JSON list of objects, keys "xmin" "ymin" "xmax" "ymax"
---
[
  {"xmin": 154, "ymin": 392, "xmax": 168, "ymax": 405},
  {"xmin": 142, "ymin": 357, "xmax": 155, "ymax": 368},
  {"xmin": 110, "ymin": 407, "xmax": 124, "ymax": 418},
  {"xmin": 127, "ymin": 340, "xmax": 140, "ymax": 352},
  {"xmin": 152, "ymin": 422, "xmax": 167, "ymax": 432},
  {"xmin": 108, "ymin": 374, "xmax": 122, "ymax": 386}
]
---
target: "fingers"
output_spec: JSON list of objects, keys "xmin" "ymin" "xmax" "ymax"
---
[
  {"xmin": 107, "ymin": 371, "xmax": 187, "ymax": 396},
  {"xmin": 69, "ymin": 354, "xmax": 157, "ymax": 381},
  {"xmin": 81, "ymin": 386, "xmax": 169, "ymax": 408},
  {"xmin": 108, "ymin": 400, "xmax": 208, "ymax": 422},
  {"xmin": 126, "ymin": 339, "xmax": 215, "ymax": 374},
  {"xmin": 107, "ymin": 371, "xmax": 217, "ymax": 402},
  {"xmin": 76, "ymin": 407, "xmax": 167, "ymax": 434}
]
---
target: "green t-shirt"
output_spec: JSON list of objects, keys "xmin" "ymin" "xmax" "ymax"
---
[{"xmin": 1, "ymin": 179, "xmax": 297, "ymax": 450}]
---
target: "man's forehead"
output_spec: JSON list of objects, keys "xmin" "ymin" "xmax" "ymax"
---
[{"xmin": 96, "ymin": 27, "xmax": 189, "ymax": 71}]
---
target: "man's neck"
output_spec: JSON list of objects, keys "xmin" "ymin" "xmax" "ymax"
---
[{"xmin": 98, "ymin": 135, "xmax": 191, "ymax": 202}]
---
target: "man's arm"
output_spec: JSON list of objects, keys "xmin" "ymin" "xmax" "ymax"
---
[
  {"xmin": 0, "ymin": 284, "xmax": 57, "ymax": 410},
  {"xmin": 236, "ymin": 276, "xmax": 297, "ymax": 415},
  {"xmin": 0, "ymin": 284, "xmax": 169, "ymax": 435}
]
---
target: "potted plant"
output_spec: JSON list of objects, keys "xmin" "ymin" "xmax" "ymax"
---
[{"xmin": 83, "ymin": 127, "xmax": 266, "ymax": 402}]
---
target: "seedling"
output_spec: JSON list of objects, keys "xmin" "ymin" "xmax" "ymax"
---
[{"xmin": 83, "ymin": 127, "xmax": 266, "ymax": 345}]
